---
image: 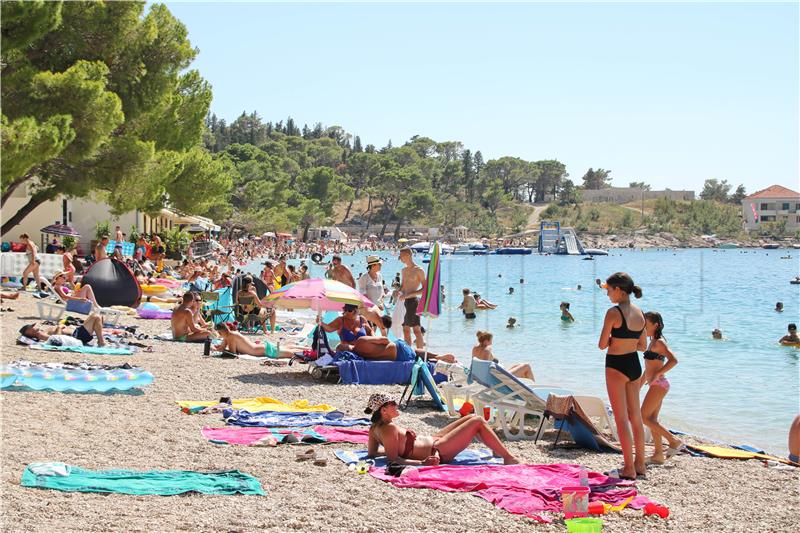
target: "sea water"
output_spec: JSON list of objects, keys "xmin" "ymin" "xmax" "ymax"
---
[{"xmin": 247, "ymin": 248, "xmax": 800, "ymax": 455}]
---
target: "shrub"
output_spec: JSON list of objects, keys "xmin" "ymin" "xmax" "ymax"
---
[
  {"xmin": 94, "ymin": 220, "xmax": 111, "ymax": 240},
  {"xmin": 62, "ymin": 235, "xmax": 76, "ymax": 251}
]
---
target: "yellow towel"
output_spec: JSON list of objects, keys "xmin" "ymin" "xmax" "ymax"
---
[
  {"xmin": 689, "ymin": 444, "xmax": 797, "ymax": 466},
  {"xmin": 176, "ymin": 397, "xmax": 335, "ymax": 413}
]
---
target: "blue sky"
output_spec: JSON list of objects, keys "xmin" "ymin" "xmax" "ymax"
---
[{"xmin": 162, "ymin": 1, "xmax": 799, "ymax": 193}]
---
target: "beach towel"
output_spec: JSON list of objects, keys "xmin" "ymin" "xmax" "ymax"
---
[
  {"xmin": 203, "ymin": 426, "xmax": 327, "ymax": 445},
  {"xmin": 178, "ymin": 397, "xmax": 335, "ymax": 415},
  {"xmin": 223, "ymin": 409, "xmax": 369, "ymax": 428},
  {"xmin": 390, "ymin": 302, "xmax": 405, "ymax": 339},
  {"xmin": 29, "ymin": 344, "xmax": 133, "ymax": 356},
  {"xmin": 335, "ymin": 359, "xmax": 447, "ymax": 385},
  {"xmin": 369, "ymin": 463, "xmax": 650, "ymax": 523},
  {"xmin": 687, "ymin": 444, "xmax": 799, "ymax": 466},
  {"xmin": 21, "ymin": 463, "xmax": 264, "ymax": 496},
  {"xmin": 334, "ymin": 449, "xmax": 503, "ymax": 468},
  {"xmin": 154, "ymin": 332, "xmax": 222, "ymax": 343}
]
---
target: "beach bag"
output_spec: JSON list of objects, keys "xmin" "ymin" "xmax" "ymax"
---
[{"xmin": 65, "ymin": 299, "xmax": 92, "ymax": 315}]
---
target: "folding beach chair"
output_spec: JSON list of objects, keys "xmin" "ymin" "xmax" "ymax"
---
[
  {"xmin": 201, "ymin": 289, "xmax": 235, "ymax": 325},
  {"xmin": 469, "ymin": 359, "xmax": 571, "ymax": 440},
  {"xmin": 235, "ymin": 293, "xmax": 264, "ymax": 334}
]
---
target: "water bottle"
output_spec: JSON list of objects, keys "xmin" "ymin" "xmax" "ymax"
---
[
  {"xmin": 579, "ymin": 465, "xmax": 589, "ymax": 487},
  {"xmin": 203, "ymin": 338, "xmax": 211, "ymax": 356}
]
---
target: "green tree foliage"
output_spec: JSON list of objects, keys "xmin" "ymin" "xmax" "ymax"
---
[
  {"xmin": 730, "ymin": 184, "xmax": 747, "ymax": 204},
  {"xmin": 700, "ymin": 179, "xmax": 732, "ymax": 202},
  {"xmin": 1, "ymin": 1, "xmax": 230, "ymax": 234},
  {"xmin": 629, "ymin": 181, "xmax": 651, "ymax": 190},
  {"xmin": 581, "ymin": 168, "xmax": 612, "ymax": 189}
]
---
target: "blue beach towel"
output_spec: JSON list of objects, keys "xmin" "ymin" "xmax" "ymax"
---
[
  {"xmin": 335, "ymin": 359, "xmax": 447, "ymax": 385},
  {"xmin": 334, "ymin": 449, "xmax": 503, "ymax": 468},
  {"xmin": 29, "ymin": 344, "xmax": 133, "ymax": 355},
  {"xmin": 21, "ymin": 463, "xmax": 265, "ymax": 496},
  {"xmin": 223, "ymin": 409, "xmax": 370, "ymax": 428}
]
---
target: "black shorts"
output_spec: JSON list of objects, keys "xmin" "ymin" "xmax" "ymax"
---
[
  {"xmin": 402, "ymin": 297, "xmax": 420, "ymax": 327},
  {"xmin": 72, "ymin": 325, "xmax": 93, "ymax": 345},
  {"xmin": 464, "ymin": 312, "xmax": 476, "ymax": 319}
]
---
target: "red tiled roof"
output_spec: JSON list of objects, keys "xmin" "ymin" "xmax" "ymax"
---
[{"xmin": 745, "ymin": 184, "xmax": 800, "ymax": 200}]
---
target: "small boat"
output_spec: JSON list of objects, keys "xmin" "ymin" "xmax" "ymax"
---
[
  {"xmin": 793, "ymin": 244, "xmax": 800, "ymax": 249},
  {"xmin": 453, "ymin": 243, "xmax": 489, "ymax": 255},
  {"xmin": 763, "ymin": 243, "xmax": 780, "ymax": 250},
  {"xmin": 495, "ymin": 247, "xmax": 532, "ymax": 255},
  {"xmin": 718, "ymin": 243, "xmax": 739, "ymax": 249},
  {"xmin": 584, "ymin": 248, "xmax": 609, "ymax": 256},
  {"xmin": 791, "ymin": 277, "xmax": 800, "ymax": 285}
]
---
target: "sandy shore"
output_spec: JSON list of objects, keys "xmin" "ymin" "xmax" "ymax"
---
[{"xmin": 1, "ymin": 294, "xmax": 797, "ymax": 532}]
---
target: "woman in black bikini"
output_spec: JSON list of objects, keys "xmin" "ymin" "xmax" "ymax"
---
[
  {"xmin": 365, "ymin": 394, "xmax": 518, "ymax": 466},
  {"xmin": 598, "ymin": 272, "xmax": 647, "ymax": 480}
]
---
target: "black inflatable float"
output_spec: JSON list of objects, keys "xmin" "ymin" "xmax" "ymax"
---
[
  {"xmin": 81, "ymin": 258, "xmax": 141, "ymax": 307},
  {"xmin": 310, "ymin": 252, "xmax": 325, "ymax": 264}
]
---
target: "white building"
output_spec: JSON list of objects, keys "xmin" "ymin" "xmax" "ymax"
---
[
  {"xmin": 741, "ymin": 184, "xmax": 800, "ymax": 231},
  {"xmin": 2, "ymin": 185, "xmax": 217, "ymax": 254}
]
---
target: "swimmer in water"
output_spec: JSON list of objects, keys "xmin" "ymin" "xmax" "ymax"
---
[
  {"xmin": 775, "ymin": 302, "xmax": 784, "ymax": 313},
  {"xmin": 508, "ymin": 287, "xmax": 514, "ymax": 295},
  {"xmin": 779, "ymin": 323, "xmax": 799, "ymax": 345},
  {"xmin": 519, "ymin": 278, "xmax": 524, "ymax": 284},
  {"xmin": 506, "ymin": 317, "xmax": 518, "ymax": 328},
  {"xmin": 712, "ymin": 328, "xmax": 723, "ymax": 340},
  {"xmin": 577, "ymin": 284, "xmax": 582, "ymax": 291},
  {"xmin": 560, "ymin": 302, "xmax": 575, "ymax": 322}
]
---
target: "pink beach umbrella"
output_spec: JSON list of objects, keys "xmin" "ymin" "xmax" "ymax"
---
[{"xmin": 263, "ymin": 278, "xmax": 374, "ymax": 313}]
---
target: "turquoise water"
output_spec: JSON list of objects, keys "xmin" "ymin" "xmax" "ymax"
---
[{"xmin": 248, "ymin": 248, "xmax": 800, "ymax": 455}]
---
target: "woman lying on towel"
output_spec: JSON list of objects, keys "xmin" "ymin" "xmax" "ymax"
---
[
  {"xmin": 338, "ymin": 336, "xmax": 457, "ymax": 363},
  {"xmin": 365, "ymin": 393, "xmax": 519, "ymax": 466},
  {"xmin": 214, "ymin": 323, "xmax": 303, "ymax": 359}
]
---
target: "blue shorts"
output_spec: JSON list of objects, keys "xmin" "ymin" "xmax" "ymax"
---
[
  {"xmin": 790, "ymin": 453, "xmax": 799, "ymax": 464},
  {"xmin": 395, "ymin": 340, "xmax": 416, "ymax": 362}
]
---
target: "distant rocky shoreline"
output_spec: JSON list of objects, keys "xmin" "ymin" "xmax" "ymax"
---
[{"xmin": 579, "ymin": 231, "xmax": 800, "ymax": 250}]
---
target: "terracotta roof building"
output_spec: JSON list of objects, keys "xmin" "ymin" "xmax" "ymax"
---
[{"xmin": 741, "ymin": 184, "xmax": 800, "ymax": 231}]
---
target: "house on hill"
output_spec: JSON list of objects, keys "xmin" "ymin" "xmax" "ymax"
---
[{"xmin": 741, "ymin": 184, "xmax": 800, "ymax": 231}]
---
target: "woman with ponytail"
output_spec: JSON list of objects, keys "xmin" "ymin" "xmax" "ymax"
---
[
  {"xmin": 598, "ymin": 272, "xmax": 647, "ymax": 480},
  {"xmin": 641, "ymin": 311, "xmax": 684, "ymax": 463}
]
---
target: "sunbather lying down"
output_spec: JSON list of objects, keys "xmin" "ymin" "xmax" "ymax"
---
[
  {"xmin": 365, "ymin": 393, "xmax": 518, "ymax": 466},
  {"xmin": 336, "ymin": 336, "xmax": 457, "ymax": 363},
  {"xmin": 215, "ymin": 323, "xmax": 303, "ymax": 359}
]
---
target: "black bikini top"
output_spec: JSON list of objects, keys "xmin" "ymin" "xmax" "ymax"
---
[{"xmin": 610, "ymin": 306, "xmax": 644, "ymax": 339}]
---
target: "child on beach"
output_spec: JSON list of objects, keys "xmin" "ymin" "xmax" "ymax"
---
[
  {"xmin": 560, "ymin": 302, "xmax": 574, "ymax": 322},
  {"xmin": 641, "ymin": 311, "xmax": 684, "ymax": 463}
]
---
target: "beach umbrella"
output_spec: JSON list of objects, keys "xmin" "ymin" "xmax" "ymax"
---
[
  {"xmin": 39, "ymin": 223, "xmax": 80, "ymax": 237},
  {"xmin": 263, "ymin": 277, "xmax": 374, "ymax": 312},
  {"xmin": 416, "ymin": 241, "xmax": 441, "ymax": 320}
]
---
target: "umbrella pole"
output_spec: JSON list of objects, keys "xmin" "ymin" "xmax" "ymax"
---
[{"xmin": 423, "ymin": 315, "xmax": 431, "ymax": 363}]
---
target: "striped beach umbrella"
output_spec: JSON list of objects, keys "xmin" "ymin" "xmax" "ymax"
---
[{"xmin": 416, "ymin": 241, "xmax": 441, "ymax": 318}]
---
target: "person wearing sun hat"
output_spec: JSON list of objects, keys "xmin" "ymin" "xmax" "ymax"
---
[
  {"xmin": 365, "ymin": 393, "xmax": 519, "ymax": 466},
  {"xmin": 51, "ymin": 270, "xmax": 100, "ymax": 309}
]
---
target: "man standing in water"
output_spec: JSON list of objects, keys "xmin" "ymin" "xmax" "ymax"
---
[
  {"xmin": 329, "ymin": 255, "xmax": 355, "ymax": 288},
  {"xmin": 398, "ymin": 247, "xmax": 425, "ymax": 349}
]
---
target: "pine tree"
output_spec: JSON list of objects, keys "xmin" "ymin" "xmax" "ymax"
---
[
  {"xmin": 353, "ymin": 135, "xmax": 363, "ymax": 152},
  {"xmin": 462, "ymin": 149, "xmax": 474, "ymax": 201}
]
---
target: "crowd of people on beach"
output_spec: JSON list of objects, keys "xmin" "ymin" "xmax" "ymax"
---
[{"xmin": 5, "ymin": 230, "xmax": 799, "ymax": 474}]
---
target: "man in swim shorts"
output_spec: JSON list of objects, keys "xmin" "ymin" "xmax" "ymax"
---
[
  {"xmin": 19, "ymin": 312, "xmax": 106, "ymax": 347},
  {"xmin": 398, "ymin": 247, "xmax": 425, "ymax": 349},
  {"xmin": 171, "ymin": 292, "xmax": 212, "ymax": 342}
]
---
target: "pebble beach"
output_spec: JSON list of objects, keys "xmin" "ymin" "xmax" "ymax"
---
[{"xmin": 1, "ymin": 294, "xmax": 798, "ymax": 532}]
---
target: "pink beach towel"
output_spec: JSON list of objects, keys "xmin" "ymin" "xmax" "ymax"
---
[
  {"xmin": 370, "ymin": 463, "xmax": 651, "ymax": 523},
  {"xmin": 202, "ymin": 426, "xmax": 369, "ymax": 446}
]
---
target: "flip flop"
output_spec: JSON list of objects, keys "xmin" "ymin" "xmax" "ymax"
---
[
  {"xmin": 666, "ymin": 443, "xmax": 687, "ymax": 458},
  {"xmin": 295, "ymin": 448, "xmax": 316, "ymax": 461},
  {"xmin": 604, "ymin": 468, "xmax": 636, "ymax": 481}
]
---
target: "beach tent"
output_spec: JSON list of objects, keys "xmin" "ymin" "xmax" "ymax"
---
[
  {"xmin": 231, "ymin": 274, "xmax": 269, "ymax": 299},
  {"xmin": 534, "ymin": 394, "xmax": 621, "ymax": 453},
  {"xmin": 81, "ymin": 258, "xmax": 141, "ymax": 307}
]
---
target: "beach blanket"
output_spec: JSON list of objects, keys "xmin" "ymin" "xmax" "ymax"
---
[
  {"xmin": 178, "ymin": 397, "xmax": 335, "ymax": 415},
  {"xmin": 154, "ymin": 332, "xmax": 223, "ymax": 344},
  {"xmin": 334, "ymin": 449, "xmax": 502, "ymax": 468},
  {"xmin": 202, "ymin": 426, "xmax": 369, "ymax": 446},
  {"xmin": 369, "ymin": 463, "xmax": 650, "ymax": 523},
  {"xmin": 335, "ymin": 359, "xmax": 447, "ymax": 385},
  {"xmin": 21, "ymin": 463, "xmax": 264, "ymax": 496},
  {"xmin": 29, "ymin": 344, "xmax": 133, "ymax": 356},
  {"xmin": 223, "ymin": 409, "xmax": 369, "ymax": 428},
  {"xmin": 687, "ymin": 444, "xmax": 799, "ymax": 466},
  {"xmin": 203, "ymin": 426, "xmax": 326, "ymax": 445}
]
